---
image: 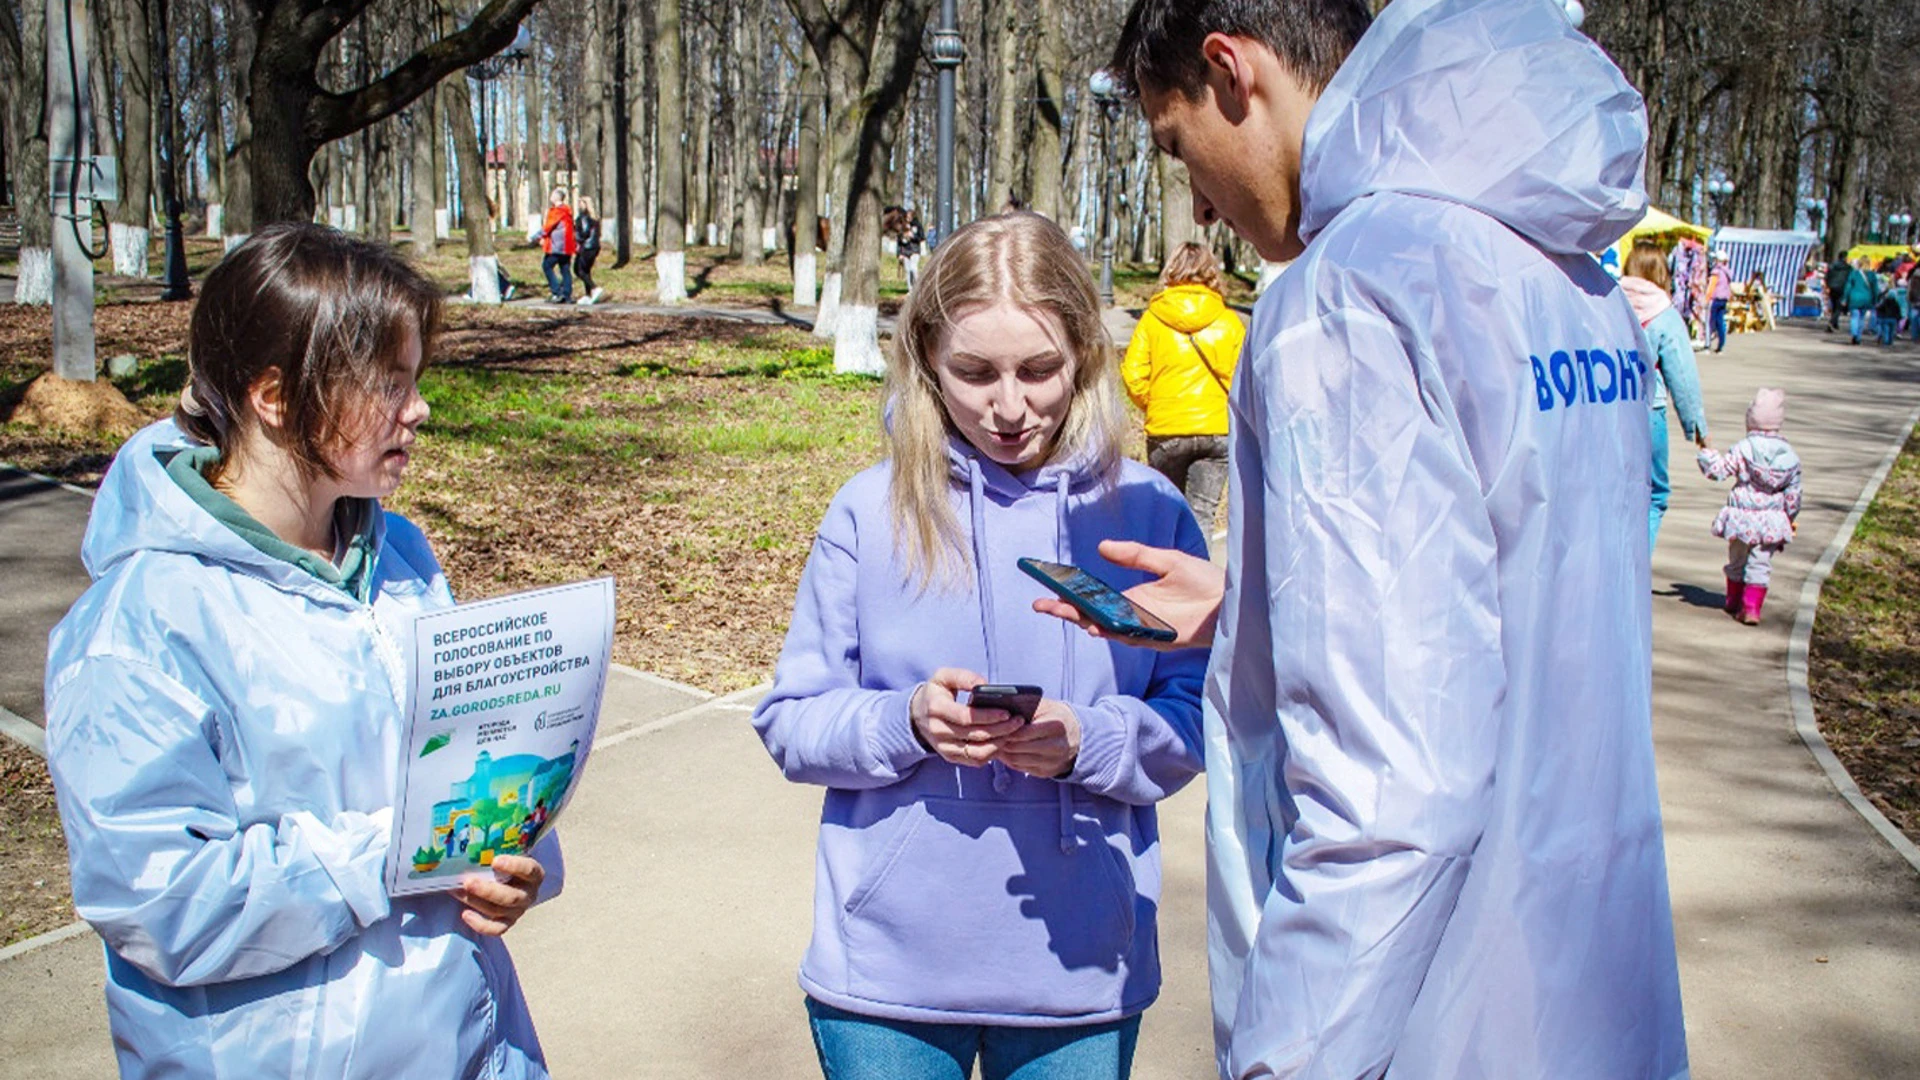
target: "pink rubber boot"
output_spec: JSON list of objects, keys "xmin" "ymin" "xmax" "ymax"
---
[
  {"xmin": 1724, "ymin": 577, "xmax": 1744, "ymax": 617},
  {"xmin": 1739, "ymin": 585, "xmax": 1768, "ymax": 626}
]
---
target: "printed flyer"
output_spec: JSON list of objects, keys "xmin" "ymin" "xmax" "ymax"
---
[{"xmin": 384, "ymin": 578, "xmax": 615, "ymax": 897}]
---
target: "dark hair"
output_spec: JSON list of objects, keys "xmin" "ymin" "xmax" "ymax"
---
[
  {"xmin": 177, "ymin": 222, "xmax": 442, "ymax": 480},
  {"xmin": 1111, "ymin": 0, "xmax": 1373, "ymax": 100}
]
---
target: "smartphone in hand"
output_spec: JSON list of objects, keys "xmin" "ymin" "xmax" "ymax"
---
[
  {"xmin": 960, "ymin": 684, "xmax": 1043, "ymax": 723},
  {"xmin": 1017, "ymin": 558, "xmax": 1179, "ymax": 643}
]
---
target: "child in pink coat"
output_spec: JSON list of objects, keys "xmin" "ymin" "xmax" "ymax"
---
[{"xmin": 1698, "ymin": 387, "xmax": 1801, "ymax": 625}]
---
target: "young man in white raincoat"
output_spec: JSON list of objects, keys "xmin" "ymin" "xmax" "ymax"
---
[{"xmin": 1041, "ymin": 0, "xmax": 1690, "ymax": 1076}]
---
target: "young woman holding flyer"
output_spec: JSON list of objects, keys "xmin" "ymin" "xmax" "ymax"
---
[
  {"xmin": 43, "ymin": 224, "xmax": 558, "ymax": 1079},
  {"xmin": 753, "ymin": 212, "xmax": 1209, "ymax": 1080}
]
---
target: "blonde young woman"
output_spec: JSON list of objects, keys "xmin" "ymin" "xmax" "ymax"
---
[{"xmin": 753, "ymin": 212, "xmax": 1209, "ymax": 1080}]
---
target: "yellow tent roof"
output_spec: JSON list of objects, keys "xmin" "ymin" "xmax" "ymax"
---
[
  {"xmin": 1844, "ymin": 243, "xmax": 1915, "ymax": 266},
  {"xmin": 1609, "ymin": 207, "xmax": 1712, "ymax": 261},
  {"xmin": 1629, "ymin": 207, "xmax": 1713, "ymax": 242}
]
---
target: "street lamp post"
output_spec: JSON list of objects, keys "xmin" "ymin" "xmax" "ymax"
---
[
  {"xmin": 1089, "ymin": 70, "xmax": 1122, "ymax": 308},
  {"xmin": 1888, "ymin": 212, "xmax": 1913, "ymax": 245},
  {"xmin": 468, "ymin": 27, "xmax": 532, "ymax": 232},
  {"xmin": 930, "ymin": 0, "xmax": 964, "ymax": 245},
  {"xmin": 1705, "ymin": 177, "xmax": 1734, "ymax": 228}
]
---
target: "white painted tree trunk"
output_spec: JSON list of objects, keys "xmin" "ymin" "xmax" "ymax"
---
[
  {"xmin": 15, "ymin": 248, "xmax": 53, "ymax": 305},
  {"xmin": 328, "ymin": 206, "xmax": 346, "ymax": 229},
  {"xmin": 469, "ymin": 255, "xmax": 503, "ymax": 303},
  {"xmin": 833, "ymin": 303, "xmax": 884, "ymax": 375},
  {"xmin": 224, "ymin": 233, "xmax": 250, "ymax": 253},
  {"xmin": 705, "ymin": 223, "xmax": 717, "ymax": 246},
  {"xmin": 632, "ymin": 217, "xmax": 649, "ymax": 246},
  {"xmin": 205, "ymin": 204, "xmax": 224, "ymax": 238},
  {"xmin": 110, "ymin": 223, "xmax": 150, "ymax": 277},
  {"xmin": 793, "ymin": 250, "xmax": 818, "ymax": 307},
  {"xmin": 814, "ymin": 271, "xmax": 843, "ymax": 338},
  {"xmin": 656, "ymin": 249, "xmax": 687, "ymax": 304},
  {"xmin": 685, "ymin": 223, "xmax": 698, "ymax": 245},
  {"xmin": 435, "ymin": 209, "xmax": 452, "ymax": 239},
  {"xmin": 343, "ymin": 205, "xmax": 359, "ymax": 232},
  {"xmin": 762, "ymin": 227, "xmax": 778, "ymax": 254},
  {"xmin": 1255, "ymin": 260, "xmax": 1291, "ymax": 296}
]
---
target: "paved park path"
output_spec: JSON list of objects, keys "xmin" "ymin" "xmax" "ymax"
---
[{"xmin": 2, "ymin": 322, "xmax": 1917, "ymax": 1079}]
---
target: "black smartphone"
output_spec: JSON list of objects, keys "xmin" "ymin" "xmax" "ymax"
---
[
  {"xmin": 1017, "ymin": 557, "xmax": 1179, "ymax": 643},
  {"xmin": 961, "ymin": 684, "xmax": 1043, "ymax": 722}
]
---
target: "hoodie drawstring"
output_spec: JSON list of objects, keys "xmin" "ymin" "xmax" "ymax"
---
[
  {"xmin": 1053, "ymin": 474, "xmax": 1077, "ymax": 854},
  {"xmin": 966, "ymin": 461, "xmax": 1015, "ymax": 796}
]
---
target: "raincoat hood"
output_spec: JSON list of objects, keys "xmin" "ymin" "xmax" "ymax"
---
[
  {"xmin": 1147, "ymin": 284, "xmax": 1228, "ymax": 335},
  {"xmin": 84, "ymin": 421, "xmax": 379, "ymax": 607},
  {"xmin": 1299, "ymin": 0, "xmax": 1649, "ymax": 255}
]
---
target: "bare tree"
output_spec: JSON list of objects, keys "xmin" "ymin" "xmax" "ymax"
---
[
  {"xmin": 654, "ymin": 0, "xmax": 688, "ymax": 300},
  {"xmin": 4, "ymin": 0, "xmax": 53, "ymax": 304},
  {"xmin": 109, "ymin": 0, "xmax": 154, "ymax": 276},
  {"xmin": 236, "ymin": 0, "xmax": 538, "ymax": 226},
  {"xmin": 787, "ymin": 0, "xmax": 935, "ymax": 373}
]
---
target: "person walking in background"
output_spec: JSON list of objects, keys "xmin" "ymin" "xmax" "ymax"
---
[
  {"xmin": 573, "ymin": 195, "xmax": 605, "ymax": 305},
  {"xmin": 1699, "ymin": 388, "xmax": 1801, "ymax": 626},
  {"xmin": 1121, "ymin": 241, "xmax": 1246, "ymax": 535},
  {"xmin": 1844, "ymin": 256, "xmax": 1881, "ymax": 344},
  {"xmin": 1908, "ymin": 262, "xmax": 1920, "ymax": 342},
  {"xmin": 1825, "ymin": 252, "xmax": 1853, "ymax": 333},
  {"xmin": 1874, "ymin": 267, "xmax": 1904, "ymax": 345},
  {"xmin": 1705, "ymin": 251, "xmax": 1734, "ymax": 352},
  {"xmin": 533, "ymin": 187, "xmax": 576, "ymax": 304},
  {"xmin": 754, "ymin": 212, "xmax": 1207, "ymax": 1080},
  {"xmin": 1621, "ymin": 242, "xmax": 1709, "ymax": 548},
  {"xmin": 899, "ymin": 209, "xmax": 926, "ymax": 291}
]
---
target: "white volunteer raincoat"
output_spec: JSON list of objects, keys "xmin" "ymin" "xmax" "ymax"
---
[
  {"xmin": 1204, "ymin": 0, "xmax": 1687, "ymax": 1077},
  {"xmin": 44, "ymin": 420, "xmax": 559, "ymax": 1079}
]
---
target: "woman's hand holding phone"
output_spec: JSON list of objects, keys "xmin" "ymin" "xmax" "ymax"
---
[
  {"xmin": 1031, "ymin": 540, "xmax": 1225, "ymax": 651},
  {"xmin": 910, "ymin": 668, "xmax": 1028, "ymax": 768},
  {"xmin": 994, "ymin": 699, "xmax": 1082, "ymax": 779}
]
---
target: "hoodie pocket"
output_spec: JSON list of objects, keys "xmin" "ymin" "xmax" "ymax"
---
[{"xmin": 840, "ymin": 796, "xmax": 1139, "ymax": 1017}]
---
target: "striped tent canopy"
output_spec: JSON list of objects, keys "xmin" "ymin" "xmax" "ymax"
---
[{"xmin": 1713, "ymin": 227, "xmax": 1819, "ymax": 319}]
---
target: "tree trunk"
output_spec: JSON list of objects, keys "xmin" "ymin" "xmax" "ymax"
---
[
  {"xmin": 111, "ymin": 0, "xmax": 154, "ymax": 277},
  {"xmin": 580, "ymin": 0, "xmax": 605, "ymax": 215},
  {"xmin": 790, "ymin": 0, "xmax": 936, "ymax": 372},
  {"xmin": 12, "ymin": 0, "xmax": 53, "ymax": 305},
  {"xmin": 654, "ymin": 0, "xmax": 688, "ymax": 301},
  {"xmin": 733, "ymin": 1, "xmax": 764, "ymax": 265},
  {"xmin": 627, "ymin": 0, "xmax": 651, "ymax": 250},
  {"xmin": 1028, "ymin": 0, "xmax": 1065, "ymax": 220},
  {"xmin": 1159, "ymin": 151, "xmax": 1195, "ymax": 261},
  {"xmin": 410, "ymin": 84, "xmax": 438, "ymax": 256},
  {"xmin": 986, "ymin": 0, "xmax": 1020, "ymax": 210},
  {"xmin": 446, "ymin": 68, "xmax": 501, "ymax": 300},
  {"xmin": 692, "ymin": 53, "xmax": 713, "ymax": 246},
  {"xmin": 792, "ymin": 44, "xmax": 822, "ymax": 306},
  {"xmin": 223, "ymin": 1, "xmax": 256, "ymax": 246}
]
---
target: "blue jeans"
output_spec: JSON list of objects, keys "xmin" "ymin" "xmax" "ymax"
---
[
  {"xmin": 1649, "ymin": 405, "xmax": 1670, "ymax": 550},
  {"xmin": 542, "ymin": 253, "xmax": 573, "ymax": 301},
  {"xmin": 1709, "ymin": 299, "xmax": 1728, "ymax": 351},
  {"xmin": 1850, "ymin": 306, "xmax": 1870, "ymax": 342},
  {"xmin": 1878, "ymin": 316, "xmax": 1899, "ymax": 345},
  {"xmin": 805, "ymin": 999, "xmax": 1141, "ymax": 1080}
]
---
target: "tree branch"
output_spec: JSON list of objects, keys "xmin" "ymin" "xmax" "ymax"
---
[{"xmin": 307, "ymin": 0, "xmax": 540, "ymax": 143}]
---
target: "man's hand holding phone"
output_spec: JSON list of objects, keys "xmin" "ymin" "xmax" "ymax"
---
[
  {"xmin": 910, "ymin": 669, "xmax": 1028, "ymax": 767},
  {"xmin": 1029, "ymin": 540, "xmax": 1225, "ymax": 651}
]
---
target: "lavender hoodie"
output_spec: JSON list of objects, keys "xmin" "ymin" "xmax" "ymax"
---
[{"xmin": 752, "ymin": 437, "xmax": 1209, "ymax": 1026}]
